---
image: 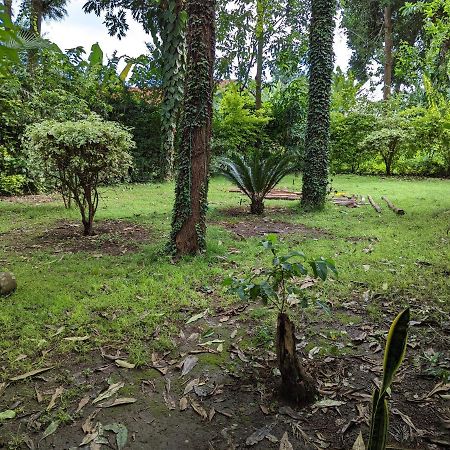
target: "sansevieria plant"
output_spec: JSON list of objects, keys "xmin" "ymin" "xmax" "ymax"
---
[{"xmin": 354, "ymin": 307, "xmax": 410, "ymax": 450}]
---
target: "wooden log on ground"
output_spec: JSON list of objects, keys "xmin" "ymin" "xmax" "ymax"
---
[
  {"xmin": 368, "ymin": 195, "xmax": 382, "ymax": 213},
  {"xmin": 381, "ymin": 196, "xmax": 405, "ymax": 215}
]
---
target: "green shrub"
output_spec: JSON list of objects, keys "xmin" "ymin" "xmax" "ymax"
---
[
  {"xmin": 24, "ymin": 116, "xmax": 135, "ymax": 235},
  {"xmin": 0, "ymin": 174, "xmax": 26, "ymax": 196},
  {"xmin": 213, "ymin": 84, "xmax": 272, "ymax": 156}
]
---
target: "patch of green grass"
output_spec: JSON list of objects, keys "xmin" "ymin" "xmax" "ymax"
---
[{"xmin": 0, "ymin": 175, "xmax": 449, "ymax": 377}]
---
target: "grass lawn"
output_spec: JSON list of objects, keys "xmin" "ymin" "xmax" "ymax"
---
[{"xmin": 0, "ymin": 174, "xmax": 449, "ymax": 449}]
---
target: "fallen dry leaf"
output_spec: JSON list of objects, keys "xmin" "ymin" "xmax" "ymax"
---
[
  {"xmin": 47, "ymin": 386, "xmax": 64, "ymax": 411},
  {"xmin": 246, "ymin": 424, "xmax": 275, "ymax": 446},
  {"xmin": 75, "ymin": 396, "xmax": 90, "ymax": 414},
  {"xmin": 10, "ymin": 367, "xmax": 54, "ymax": 381},
  {"xmin": 183, "ymin": 378, "xmax": 200, "ymax": 395},
  {"xmin": 98, "ymin": 397, "xmax": 137, "ymax": 408},
  {"xmin": 179, "ymin": 397, "xmax": 188, "ymax": 411},
  {"xmin": 352, "ymin": 431, "xmax": 365, "ymax": 450},
  {"xmin": 279, "ymin": 432, "xmax": 293, "ymax": 450},
  {"xmin": 181, "ymin": 355, "xmax": 198, "ymax": 376},
  {"xmin": 190, "ymin": 399, "xmax": 208, "ymax": 420},
  {"xmin": 115, "ymin": 359, "xmax": 136, "ymax": 369},
  {"xmin": 92, "ymin": 382, "xmax": 124, "ymax": 404},
  {"xmin": 186, "ymin": 309, "xmax": 208, "ymax": 324},
  {"xmin": 63, "ymin": 335, "xmax": 90, "ymax": 342}
]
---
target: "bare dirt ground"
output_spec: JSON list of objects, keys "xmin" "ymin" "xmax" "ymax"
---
[{"xmin": 1, "ymin": 220, "xmax": 151, "ymax": 256}]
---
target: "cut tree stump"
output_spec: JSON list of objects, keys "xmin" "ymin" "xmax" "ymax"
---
[
  {"xmin": 276, "ymin": 313, "xmax": 317, "ymax": 405},
  {"xmin": 381, "ymin": 196, "xmax": 405, "ymax": 215},
  {"xmin": 368, "ymin": 195, "xmax": 382, "ymax": 213}
]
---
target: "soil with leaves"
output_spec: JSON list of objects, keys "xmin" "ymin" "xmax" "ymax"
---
[
  {"xmin": 0, "ymin": 176, "xmax": 449, "ymax": 449},
  {"xmin": 1, "ymin": 300, "xmax": 449, "ymax": 449}
]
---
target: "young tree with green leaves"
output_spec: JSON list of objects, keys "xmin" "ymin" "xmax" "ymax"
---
[
  {"xmin": 168, "ymin": 0, "xmax": 215, "ymax": 256},
  {"xmin": 301, "ymin": 0, "xmax": 336, "ymax": 210}
]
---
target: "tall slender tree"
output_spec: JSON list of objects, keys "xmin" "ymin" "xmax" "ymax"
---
[
  {"xmin": 3, "ymin": 0, "xmax": 12, "ymax": 21},
  {"xmin": 301, "ymin": 0, "xmax": 335, "ymax": 210},
  {"xmin": 169, "ymin": 0, "xmax": 215, "ymax": 256},
  {"xmin": 83, "ymin": 0, "xmax": 186, "ymax": 180}
]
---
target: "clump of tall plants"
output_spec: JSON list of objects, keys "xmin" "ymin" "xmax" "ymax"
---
[{"xmin": 224, "ymin": 235, "xmax": 337, "ymax": 404}]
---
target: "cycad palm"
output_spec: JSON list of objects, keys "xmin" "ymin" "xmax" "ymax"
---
[{"xmin": 219, "ymin": 151, "xmax": 294, "ymax": 214}]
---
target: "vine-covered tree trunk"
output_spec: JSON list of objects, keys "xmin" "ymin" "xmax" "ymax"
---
[
  {"xmin": 383, "ymin": 5, "xmax": 393, "ymax": 100},
  {"xmin": 276, "ymin": 313, "xmax": 317, "ymax": 404},
  {"xmin": 169, "ymin": 0, "xmax": 215, "ymax": 256},
  {"xmin": 159, "ymin": 0, "xmax": 186, "ymax": 180},
  {"xmin": 301, "ymin": 0, "xmax": 336, "ymax": 210}
]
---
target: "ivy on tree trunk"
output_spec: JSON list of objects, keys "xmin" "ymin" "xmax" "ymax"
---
[
  {"xmin": 301, "ymin": 0, "xmax": 336, "ymax": 210},
  {"xmin": 168, "ymin": 0, "xmax": 215, "ymax": 256},
  {"xmin": 159, "ymin": 0, "xmax": 186, "ymax": 180}
]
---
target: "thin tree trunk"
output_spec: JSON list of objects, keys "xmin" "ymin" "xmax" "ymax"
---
[
  {"xmin": 169, "ymin": 0, "xmax": 215, "ymax": 256},
  {"xmin": 28, "ymin": 0, "xmax": 43, "ymax": 72},
  {"xmin": 301, "ymin": 0, "xmax": 336, "ymax": 210},
  {"xmin": 255, "ymin": 0, "xmax": 264, "ymax": 110},
  {"xmin": 276, "ymin": 313, "xmax": 317, "ymax": 404},
  {"xmin": 4, "ymin": 0, "xmax": 12, "ymax": 21},
  {"xmin": 383, "ymin": 5, "xmax": 393, "ymax": 100}
]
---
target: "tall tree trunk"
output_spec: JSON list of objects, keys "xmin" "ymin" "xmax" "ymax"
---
[
  {"xmin": 4, "ymin": 0, "xmax": 12, "ymax": 21},
  {"xmin": 28, "ymin": 0, "xmax": 43, "ymax": 72},
  {"xmin": 255, "ymin": 0, "xmax": 264, "ymax": 110},
  {"xmin": 168, "ymin": 0, "xmax": 215, "ymax": 256},
  {"xmin": 383, "ymin": 5, "xmax": 393, "ymax": 100},
  {"xmin": 159, "ymin": 0, "xmax": 186, "ymax": 180},
  {"xmin": 301, "ymin": 0, "xmax": 336, "ymax": 210}
]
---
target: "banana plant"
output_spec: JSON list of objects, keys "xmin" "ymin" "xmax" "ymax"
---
[{"xmin": 354, "ymin": 307, "xmax": 410, "ymax": 450}]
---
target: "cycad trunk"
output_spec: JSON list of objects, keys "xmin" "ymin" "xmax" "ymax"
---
[
  {"xmin": 301, "ymin": 0, "xmax": 336, "ymax": 210},
  {"xmin": 276, "ymin": 313, "xmax": 317, "ymax": 404},
  {"xmin": 250, "ymin": 197, "xmax": 264, "ymax": 215},
  {"xmin": 169, "ymin": 0, "xmax": 215, "ymax": 256}
]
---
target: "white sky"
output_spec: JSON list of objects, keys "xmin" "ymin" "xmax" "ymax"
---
[{"xmin": 41, "ymin": 0, "xmax": 352, "ymax": 71}]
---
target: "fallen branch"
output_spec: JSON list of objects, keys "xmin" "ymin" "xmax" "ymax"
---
[
  {"xmin": 368, "ymin": 195, "xmax": 382, "ymax": 213},
  {"xmin": 381, "ymin": 196, "xmax": 405, "ymax": 215}
]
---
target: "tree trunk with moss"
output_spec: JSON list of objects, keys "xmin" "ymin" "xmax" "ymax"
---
[
  {"xmin": 168, "ymin": 0, "xmax": 215, "ymax": 256},
  {"xmin": 301, "ymin": 0, "xmax": 336, "ymax": 210},
  {"xmin": 276, "ymin": 313, "xmax": 317, "ymax": 404}
]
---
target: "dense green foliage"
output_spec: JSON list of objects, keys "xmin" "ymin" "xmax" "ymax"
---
[
  {"xmin": 24, "ymin": 116, "xmax": 134, "ymax": 235},
  {"xmin": 218, "ymin": 150, "xmax": 294, "ymax": 214}
]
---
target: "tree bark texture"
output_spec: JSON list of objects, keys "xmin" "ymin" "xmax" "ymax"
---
[
  {"xmin": 301, "ymin": 0, "xmax": 336, "ymax": 210},
  {"xmin": 169, "ymin": 0, "xmax": 215, "ymax": 256},
  {"xmin": 4, "ymin": 0, "xmax": 12, "ymax": 21},
  {"xmin": 383, "ymin": 5, "xmax": 393, "ymax": 100},
  {"xmin": 255, "ymin": 0, "xmax": 264, "ymax": 110},
  {"xmin": 276, "ymin": 313, "xmax": 317, "ymax": 404}
]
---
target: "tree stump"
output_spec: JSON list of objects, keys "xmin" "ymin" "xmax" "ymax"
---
[
  {"xmin": 276, "ymin": 313, "xmax": 317, "ymax": 404},
  {"xmin": 0, "ymin": 272, "xmax": 17, "ymax": 296}
]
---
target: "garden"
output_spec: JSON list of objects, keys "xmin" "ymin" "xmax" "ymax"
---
[{"xmin": 1, "ymin": 0, "xmax": 449, "ymax": 449}]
